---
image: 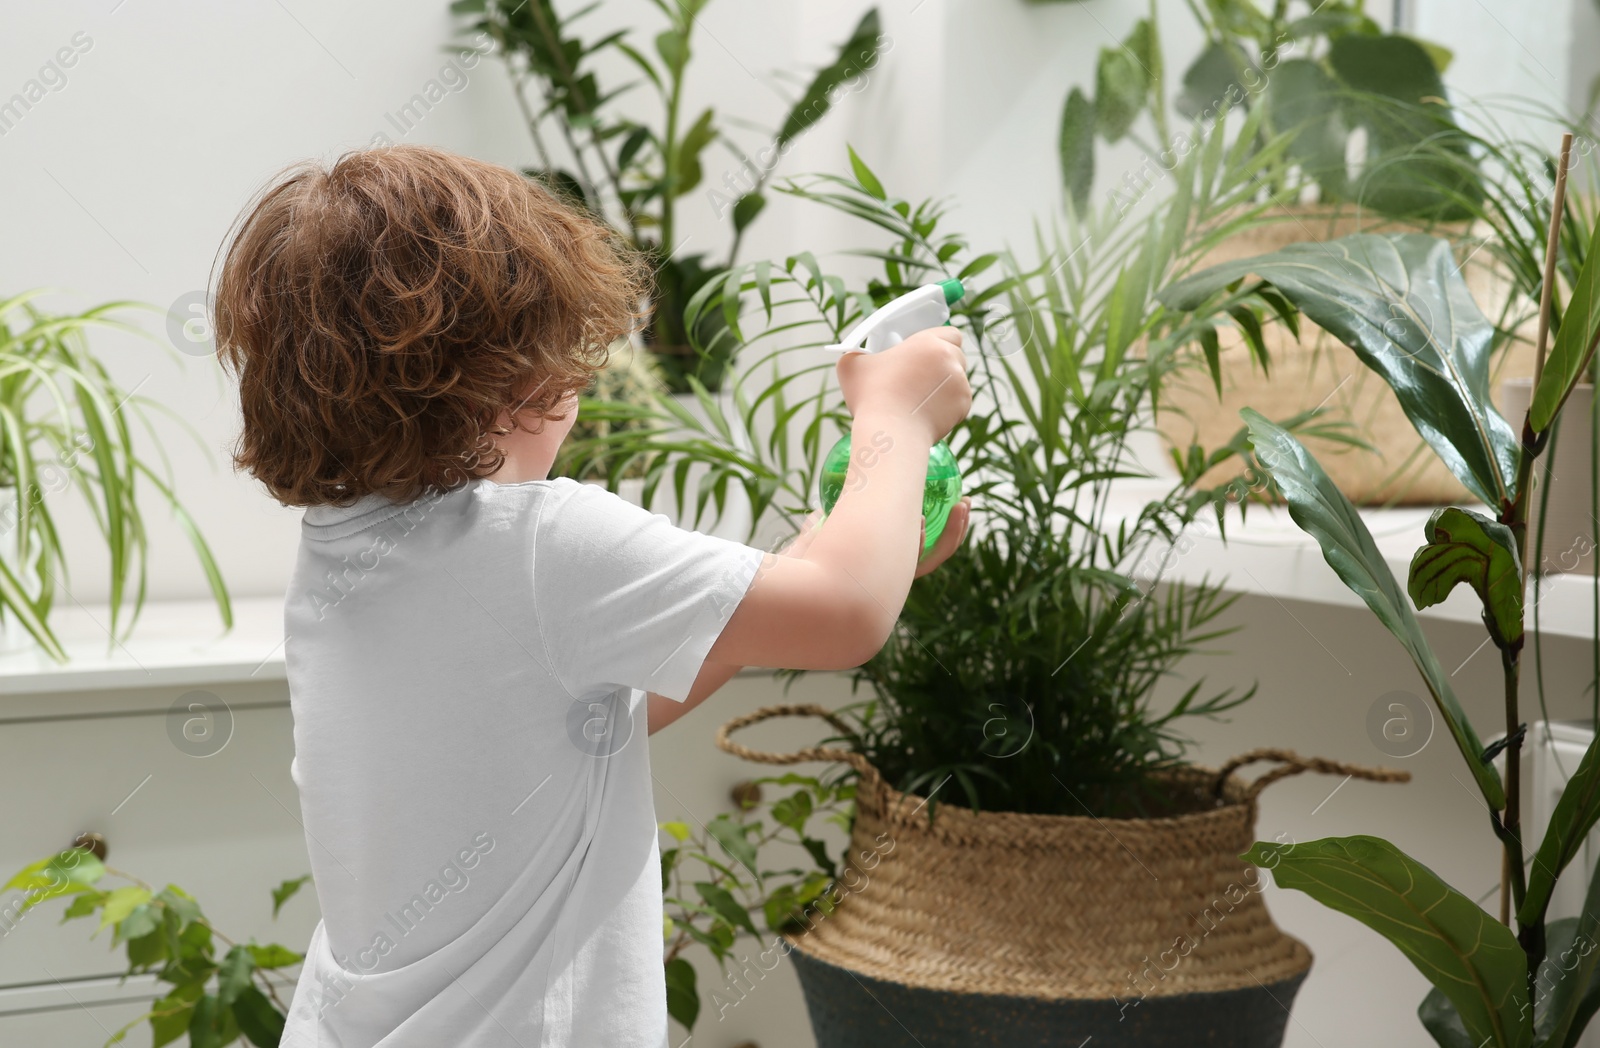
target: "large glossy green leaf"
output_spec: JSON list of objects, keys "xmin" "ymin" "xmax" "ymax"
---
[
  {"xmin": 1329, "ymin": 34, "xmax": 1480, "ymax": 219},
  {"xmin": 1241, "ymin": 411, "xmax": 1504, "ymax": 808},
  {"xmin": 1265, "ymin": 58, "xmax": 1348, "ymax": 199},
  {"xmin": 1532, "ymin": 211, "xmax": 1600, "ymax": 434},
  {"xmin": 1246, "ymin": 836, "xmax": 1530, "ymax": 1048},
  {"xmin": 1535, "ymin": 864, "xmax": 1600, "ymax": 1047},
  {"xmin": 1521, "ymin": 725, "xmax": 1600, "ymax": 930},
  {"xmin": 1409, "ymin": 507, "xmax": 1523, "ymax": 646},
  {"xmin": 1164, "ymin": 233, "xmax": 1520, "ymax": 508}
]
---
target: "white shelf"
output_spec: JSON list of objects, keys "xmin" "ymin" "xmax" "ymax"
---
[
  {"xmin": 0, "ymin": 596, "xmax": 286, "ymax": 696},
  {"xmin": 1, "ymin": 489, "xmax": 1595, "ymax": 698},
  {"xmin": 1109, "ymin": 480, "xmax": 1600, "ymax": 641}
]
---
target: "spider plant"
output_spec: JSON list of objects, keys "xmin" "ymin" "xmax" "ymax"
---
[{"xmin": 0, "ymin": 292, "xmax": 231, "ymax": 661}]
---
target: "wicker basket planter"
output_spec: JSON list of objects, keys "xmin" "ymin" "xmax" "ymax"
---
[{"xmin": 717, "ymin": 705, "xmax": 1408, "ymax": 1048}]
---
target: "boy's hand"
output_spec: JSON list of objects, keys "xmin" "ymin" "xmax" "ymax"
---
[
  {"xmin": 836, "ymin": 327, "xmax": 970, "ymax": 442},
  {"xmin": 915, "ymin": 497, "xmax": 972, "ymax": 577},
  {"xmin": 785, "ymin": 498, "xmax": 972, "ymax": 575}
]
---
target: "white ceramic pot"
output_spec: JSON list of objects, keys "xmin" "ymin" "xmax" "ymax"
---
[{"xmin": 1502, "ymin": 379, "xmax": 1596, "ymax": 575}]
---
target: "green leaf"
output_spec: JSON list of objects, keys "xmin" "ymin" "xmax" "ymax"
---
[
  {"xmin": 61, "ymin": 890, "xmax": 105, "ymax": 921},
  {"xmin": 247, "ymin": 943, "xmax": 304, "ymax": 970},
  {"xmin": 1535, "ymin": 863, "xmax": 1600, "ymax": 1048},
  {"xmin": 1245, "ymin": 836, "xmax": 1530, "ymax": 1048},
  {"xmin": 1265, "ymin": 58, "xmax": 1348, "ymax": 199},
  {"xmin": 1240, "ymin": 411, "xmax": 1504, "ymax": 808},
  {"xmin": 694, "ymin": 882, "xmax": 758, "ymax": 937},
  {"xmin": 1532, "ymin": 211, "xmax": 1600, "ymax": 434},
  {"xmin": 654, "ymin": 29, "xmax": 687, "ymax": 76},
  {"xmin": 116, "ymin": 901, "xmax": 160, "ymax": 943},
  {"xmin": 664, "ymin": 956, "xmax": 699, "ymax": 1029},
  {"xmin": 706, "ymin": 814, "xmax": 758, "ymax": 878},
  {"xmin": 671, "ymin": 108, "xmax": 716, "ymax": 197},
  {"xmin": 1059, "ymin": 88, "xmax": 1096, "ymax": 215},
  {"xmin": 5, "ymin": 849, "xmax": 105, "ymax": 898},
  {"xmin": 100, "ymin": 886, "xmax": 152, "ymax": 932},
  {"xmin": 775, "ymin": 9, "xmax": 882, "ymax": 146},
  {"xmin": 1418, "ymin": 987, "xmax": 1481, "ymax": 1048},
  {"xmin": 1328, "ymin": 34, "xmax": 1479, "ymax": 219},
  {"xmin": 1176, "ymin": 41, "xmax": 1257, "ymax": 120},
  {"xmin": 149, "ymin": 983, "xmax": 203, "ymax": 1048},
  {"xmin": 270, "ymin": 876, "xmax": 310, "ymax": 919},
  {"xmin": 1198, "ymin": 325, "xmax": 1223, "ymax": 396},
  {"xmin": 771, "ymin": 790, "xmax": 813, "ymax": 833},
  {"xmin": 660, "ymin": 821, "xmax": 692, "ymax": 843},
  {"xmin": 126, "ymin": 925, "xmax": 168, "ymax": 969},
  {"xmin": 1163, "ymin": 233, "xmax": 1519, "ymax": 508},
  {"xmin": 217, "ymin": 945, "xmax": 255, "ymax": 1009},
  {"xmin": 1094, "ymin": 44, "xmax": 1146, "ymax": 142},
  {"xmin": 846, "ymin": 144, "xmax": 885, "ymax": 200},
  {"xmin": 1521, "ymin": 726, "xmax": 1600, "ymax": 930},
  {"xmin": 230, "ymin": 984, "xmax": 285, "ymax": 1048},
  {"xmin": 1408, "ymin": 507, "xmax": 1523, "ymax": 645},
  {"xmin": 732, "ymin": 192, "xmax": 765, "ymax": 233}
]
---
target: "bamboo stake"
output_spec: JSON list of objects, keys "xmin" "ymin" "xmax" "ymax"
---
[
  {"xmin": 1534, "ymin": 133, "xmax": 1574, "ymax": 391},
  {"xmin": 1500, "ymin": 133, "xmax": 1575, "ymax": 929}
]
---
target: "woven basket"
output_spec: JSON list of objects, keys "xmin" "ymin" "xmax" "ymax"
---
[{"xmin": 716, "ymin": 705, "xmax": 1409, "ymax": 1005}]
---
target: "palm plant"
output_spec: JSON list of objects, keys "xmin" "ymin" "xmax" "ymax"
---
[
  {"xmin": 0, "ymin": 292, "xmax": 230, "ymax": 661},
  {"xmin": 566, "ymin": 105, "xmax": 1354, "ymax": 814}
]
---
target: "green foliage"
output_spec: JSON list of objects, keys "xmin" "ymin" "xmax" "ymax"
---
[
  {"xmin": 571, "ymin": 108, "xmax": 1360, "ymax": 819},
  {"xmin": 1244, "ymin": 837, "xmax": 1531, "ymax": 1048},
  {"xmin": 660, "ymin": 772, "xmax": 851, "ymax": 1031},
  {"xmin": 1058, "ymin": 0, "xmax": 1479, "ymax": 220},
  {"xmin": 451, "ymin": 1, "xmax": 885, "ymax": 392},
  {"xmin": 1162, "ymin": 233, "xmax": 1520, "ymax": 510},
  {"xmin": 1160, "ymin": 127, "xmax": 1600, "ymax": 1044},
  {"xmin": 1410, "ymin": 508, "xmax": 1524, "ymax": 646},
  {"xmin": 3, "ymin": 849, "xmax": 303, "ymax": 1047},
  {"xmin": 0, "ymin": 292, "xmax": 231, "ymax": 660},
  {"xmin": 554, "ymin": 344, "xmax": 669, "ymax": 482}
]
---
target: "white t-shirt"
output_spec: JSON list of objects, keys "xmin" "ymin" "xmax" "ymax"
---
[{"xmin": 278, "ymin": 477, "xmax": 764, "ymax": 1047}]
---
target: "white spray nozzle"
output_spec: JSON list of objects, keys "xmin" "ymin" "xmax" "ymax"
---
[{"xmin": 826, "ymin": 279, "xmax": 965, "ymax": 354}]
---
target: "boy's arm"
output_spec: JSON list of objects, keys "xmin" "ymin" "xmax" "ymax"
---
[{"xmin": 645, "ymin": 498, "xmax": 971, "ymax": 734}]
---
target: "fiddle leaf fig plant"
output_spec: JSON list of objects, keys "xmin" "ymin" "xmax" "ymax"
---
[{"xmin": 1160, "ymin": 169, "xmax": 1600, "ymax": 1046}]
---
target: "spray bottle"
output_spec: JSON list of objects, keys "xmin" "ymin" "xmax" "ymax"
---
[{"xmin": 819, "ymin": 279, "xmax": 965, "ymax": 553}]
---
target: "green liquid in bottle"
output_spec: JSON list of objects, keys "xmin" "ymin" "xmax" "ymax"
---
[{"xmin": 819, "ymin": 435, "xmax": 961, "ymax": 553}]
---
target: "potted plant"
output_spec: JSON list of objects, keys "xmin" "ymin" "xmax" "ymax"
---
[
  {"xmin": 449, "ymin": 0, "xmax": 887, "ymax": 393},
  {"xmin": 1158, "ymin": 134, "xmax": 1600, "ymax": 1047},
  {"xmin": 1063, "ymin": 0, "xmax": 1514, "ymax": 506},
  {"xmin": 0, "ymin": 291, "xmax": 230, "ymax": 660},
  {"xmin": 575, "ymin": 111, "xmax": 1406, "ymax": 1046}
]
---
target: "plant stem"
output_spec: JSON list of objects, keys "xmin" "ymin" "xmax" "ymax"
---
[{"xmin": 1534, "ymin": 134, "xmax": 1574, "ymax": 390}]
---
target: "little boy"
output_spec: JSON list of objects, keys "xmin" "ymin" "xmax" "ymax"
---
[{"xmin": 214, "ymin": 144, "xmax": 971, "ymax": 1047}]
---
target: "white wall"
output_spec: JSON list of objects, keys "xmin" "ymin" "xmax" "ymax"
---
[{"xmin": 5, "ymin": 2, "xmax": 1598, "ymax": 1047}]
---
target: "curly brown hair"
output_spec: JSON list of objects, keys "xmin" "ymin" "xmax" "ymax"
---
[{"xmin": 214, "ymin": 144, "xmax": 649, "ymax": 507}]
